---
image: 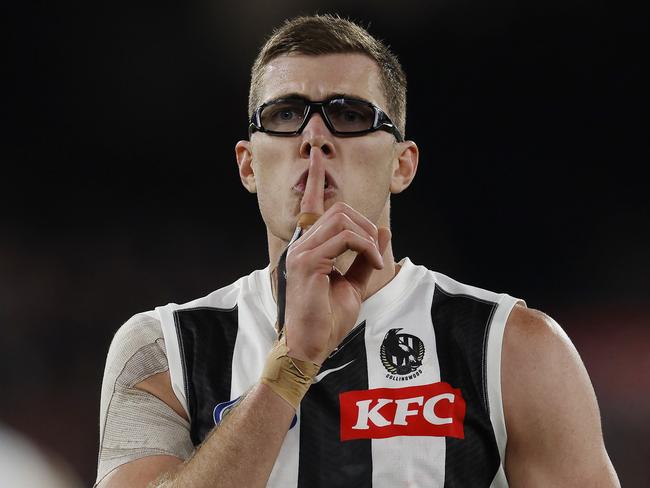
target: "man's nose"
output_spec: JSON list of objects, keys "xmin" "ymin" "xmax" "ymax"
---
[{"xmin": 299, "ymin": 112, "xmax": 335, "ymax": 158}]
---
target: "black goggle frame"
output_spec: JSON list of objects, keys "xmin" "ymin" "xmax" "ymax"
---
[{"xmin": 248, "ymin": 97, "xmax": 404, "ymax": 142}]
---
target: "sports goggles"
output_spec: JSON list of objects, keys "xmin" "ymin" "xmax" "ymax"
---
[{"xmin": 249, "ymin": 96, "xmax": 404, "ymax": 142}]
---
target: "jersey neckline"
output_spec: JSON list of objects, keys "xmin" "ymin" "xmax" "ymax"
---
[{"xmin": 254, "ymin": 257, "xmax": 426, "ymax": 331}]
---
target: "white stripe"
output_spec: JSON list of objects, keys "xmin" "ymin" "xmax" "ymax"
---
[
  {"xmin": 366, "ymin": 275, "xmax": 446, "ymax": 487},
  {"xmin": 486, "ymin": 294, "xmax": 524, "ymax": 488},
  {"xmin": 229, "ymin": 274, "xmax": 300, "ymax": 487},
  {"xmin": 156, "ymin": 303, "xmax": 190, "ymax": 420},
  {"xmin": 230, "ymin": 279, "xmax": 276, "ymax": 399}
]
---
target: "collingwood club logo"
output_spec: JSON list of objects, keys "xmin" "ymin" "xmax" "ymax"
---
[{"xmin": 380, "ymin": 328, "xmax": 425, "ymax": 381}]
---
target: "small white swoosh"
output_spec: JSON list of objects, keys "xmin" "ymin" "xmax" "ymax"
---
[{"xmin": 314, "ymin": 360, "xmax": 355, "ymax": 383}]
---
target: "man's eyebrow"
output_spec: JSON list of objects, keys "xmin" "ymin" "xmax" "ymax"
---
[{"xmin": 263, "ymin": 92, "xmax": 371, "ymax": 103}]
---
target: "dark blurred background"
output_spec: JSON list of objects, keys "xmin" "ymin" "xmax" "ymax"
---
[{"xmin": 3, "ymin": 0, "xmax": 649, "ymax": 486}]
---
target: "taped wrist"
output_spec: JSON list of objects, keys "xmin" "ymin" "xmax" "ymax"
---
[{"xmin": 260, "ymin": 336, "xmax": 321, "ymax": 410}]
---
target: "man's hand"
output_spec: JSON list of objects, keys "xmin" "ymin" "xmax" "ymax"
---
[{"xmin": 283, "ymin": 148, "xmax": 390, "ymax": 365}]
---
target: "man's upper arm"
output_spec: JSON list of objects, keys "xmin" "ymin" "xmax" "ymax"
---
[
  {"xmin": 502, "ymin": 304, "xmax": 620, "ymax": 487},
  {"xmin": 96, "ymin": 454, "xmax": 183, "ymax": 488},
  {"xmin": 95, "ymin": 314, "xmax": 194, "ymax": 487}
]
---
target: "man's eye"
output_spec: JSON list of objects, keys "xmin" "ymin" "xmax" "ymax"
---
[
  {"xmin": 268, "ymin": 106, "xmax": 302, "ymax": 122},
  {"xmin": 342, "ymin": 110, "xmax": 362, "ymax": 121},
  {"xmin": 279, "ymin": 110, "xmax": 295, "ymax": 120}
]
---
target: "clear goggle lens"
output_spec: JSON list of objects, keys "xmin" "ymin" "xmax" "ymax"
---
[{"xmin": 260, "ymin": 99, "xmax": 376, "ymax": 133}]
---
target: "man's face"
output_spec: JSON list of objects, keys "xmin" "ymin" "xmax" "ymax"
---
[{"xmin": 242, "ymin": 53, "xmax": 401, "ymax": 242}]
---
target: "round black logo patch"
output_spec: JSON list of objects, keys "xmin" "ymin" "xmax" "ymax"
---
[{"xmin": 380, "ymin": 328, "xmax": 425, "ymax": 379}]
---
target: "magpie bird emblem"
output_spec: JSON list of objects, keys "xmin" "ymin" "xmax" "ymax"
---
[{"xmin": 380, "ymin": 328, "xmax": 425, "ymax": 376}]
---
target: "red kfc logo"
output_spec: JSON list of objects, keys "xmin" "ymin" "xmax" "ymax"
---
[{"xmin": 339, "ymin": 382, "xmax": 466, "ymax": 441}]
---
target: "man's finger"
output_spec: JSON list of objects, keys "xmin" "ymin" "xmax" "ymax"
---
[
  {"xmin": 294, "ymin": 213, "xmax": 376, "ymax": 253},
  {"xmin": 295, "ymin": 202, "xmax": 379, "ymax": 252},
  {"xmin": 343, "ymin": 227, "xmax": 390, "ymax": 298},
  {"xmin": 299, "ymin": 147, "xmax": 326, "ymax": 222},
  {"xmin": 305, "ymin": 230, "xmax": 382, "ymax": 269}
]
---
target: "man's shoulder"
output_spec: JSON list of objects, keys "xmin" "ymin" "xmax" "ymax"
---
[
  {"xmin": 503, "ymin": 304, "xmax": 570, "ymax": 361},
  {"xmin": 501, "ymin": 302, "xmax": 590, "ymax": 426},
  {"xmin": 109, "ymin": 312, "xmax": 164, "ymax": 359}
]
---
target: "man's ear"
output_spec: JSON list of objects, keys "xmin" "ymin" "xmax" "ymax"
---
[
  {"xmin": 390, "ymin": 141, "xmax": 419, "ymax": 194},
  {"xmin": 235, "ymin": 140, "xmax": 256, "ymax": 193}
]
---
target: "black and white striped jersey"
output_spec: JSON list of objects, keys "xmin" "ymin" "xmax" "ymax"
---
[{"xmin": 155, "ymin": 258, "xmax": 523, "ymax": 487}]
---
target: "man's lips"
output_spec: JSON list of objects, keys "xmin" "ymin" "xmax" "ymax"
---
[{"xmin": 292, "ymin": 169, "xmax": 338, "ymax": 195}]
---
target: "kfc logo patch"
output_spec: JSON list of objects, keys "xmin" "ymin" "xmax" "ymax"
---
[{"xmin": 339, "ymin": 382, "xmax": 465, "ymax": 441}]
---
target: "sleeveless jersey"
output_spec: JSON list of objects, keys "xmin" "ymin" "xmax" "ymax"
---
[{"xmin": 156, "ymin": 258, "xmax": 523, "ymax": 487}]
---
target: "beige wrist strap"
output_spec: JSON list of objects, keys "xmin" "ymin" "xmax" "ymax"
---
[{"xmin": 260, "ymin": 336, "xmax": 321, "ymax": 410}]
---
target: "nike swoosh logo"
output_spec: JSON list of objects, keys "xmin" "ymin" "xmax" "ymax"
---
[{"xmin": 314, "ymin": 360, "xmax": 355, "ymax": 383}]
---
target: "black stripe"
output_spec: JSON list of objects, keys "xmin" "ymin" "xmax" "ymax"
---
[
  {"xmin": 298, "ymin": 322, "xmax": 372, "ymax": 488},
  {"xmin": 431, "ymin": 285, "xmax": 500, "ymax": 487},
  {"xmin": 174, "ymin": 306, "xmax": 239, "ymax": 446},
  {"xmin": 277, "ymin": 224, "xmax": 303, "ymax": 335},
  {"xmin": 276, "ymin": 246, "xmax": 289, "ymax": 333}
]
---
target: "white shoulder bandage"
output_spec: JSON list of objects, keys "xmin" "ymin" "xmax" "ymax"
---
[{"xmin": 95, "ymin": 313, "xmax": 194, "ymax": 487}]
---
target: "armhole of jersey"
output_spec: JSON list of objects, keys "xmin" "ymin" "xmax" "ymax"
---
[
  {"xmin": 487, "ymin": 295, "xmax": 525, "ymax": 487},
  {"xmin": 155, "ymin": 304, "xmax": 191, "ymax": 421}
]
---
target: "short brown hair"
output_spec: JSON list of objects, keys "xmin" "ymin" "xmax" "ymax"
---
[{"xmin": 248, "ymin": 14, "xmax": 407, "ymax": 137}]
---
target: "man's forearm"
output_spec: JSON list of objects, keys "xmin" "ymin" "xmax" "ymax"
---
[{"xmin": 151, "ymin": 383, "xmax": 295, "ymax": 488}]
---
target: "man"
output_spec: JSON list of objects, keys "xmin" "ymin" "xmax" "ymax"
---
[{"xmin": 95, "ymin": 14, "xmax": 620, "ymax": 488}]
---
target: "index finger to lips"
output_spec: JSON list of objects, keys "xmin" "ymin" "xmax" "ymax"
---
[{"xmin": 299, "ymin": 147, "xmax": 326, "ymax": 221}]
